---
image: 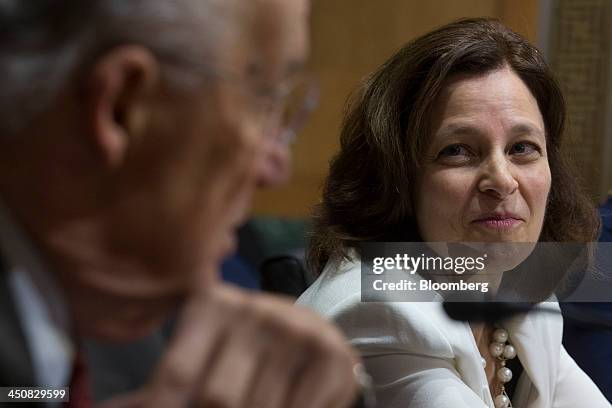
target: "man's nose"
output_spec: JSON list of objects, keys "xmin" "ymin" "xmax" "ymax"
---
[
  {"xmin": 477, "ymin": 153, "xmax": 518, "ymax": 199},
  {"xmin": 255, "ymin": 137, "xmax": 292, "ymax": 188}
]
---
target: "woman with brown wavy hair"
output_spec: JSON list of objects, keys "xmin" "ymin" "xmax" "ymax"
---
[{"xmin": 297, "ymin": 18, "xmax": 608, "ymax": 408}]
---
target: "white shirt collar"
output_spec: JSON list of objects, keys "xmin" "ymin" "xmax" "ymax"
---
[{"xmin": 0, "ymin": 198, "xmax": 74, "ymax": 387}]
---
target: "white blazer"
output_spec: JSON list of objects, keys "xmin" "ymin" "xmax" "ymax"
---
[{"xmin": 296, "ymin": 254, "xmax": 610, "ymax": 408}]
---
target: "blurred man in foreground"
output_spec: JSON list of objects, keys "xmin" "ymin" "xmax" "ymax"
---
[{"xmin": 0, "ymin": 1, "xmax": 359, "ymax": 407}]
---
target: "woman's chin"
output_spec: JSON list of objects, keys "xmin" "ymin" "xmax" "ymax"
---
[
  {"xmin": 462, "ymin": 240, "xmax": 537, "ymax": 272},
  {"xmin": 465, "ymin": 225, "xmax": 538, "ymax": 243}
]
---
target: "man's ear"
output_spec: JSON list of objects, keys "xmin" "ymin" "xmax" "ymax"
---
[{"xmin": 86, "ymin": 45, "xmax": 160, "ymax": 169}]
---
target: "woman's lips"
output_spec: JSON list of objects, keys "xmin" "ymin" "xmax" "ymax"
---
[{"xmin": 471, "ymin": 217, "xmax": 522, "ymax": 230}]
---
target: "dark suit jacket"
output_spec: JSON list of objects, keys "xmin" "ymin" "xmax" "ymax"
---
[{"xmin": 0, "ymin": 253, "xmax": 164, "ymax": 404}]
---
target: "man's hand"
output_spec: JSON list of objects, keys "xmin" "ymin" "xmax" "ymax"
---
[{"xmin": 100, "ymin": 283, "xmax": 360, "ymax": 408}]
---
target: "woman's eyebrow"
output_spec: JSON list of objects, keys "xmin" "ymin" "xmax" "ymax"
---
[
  {"xmin": 435, "ymin": 122, "xmax": 545, "ymax": 141},
  {"xmin": 509, "ymin": 123, "xmax": 545, "ymax": 138},
  {"xmin": 434, "ymin": 123, "xmax": 484, "ymax": 140}
]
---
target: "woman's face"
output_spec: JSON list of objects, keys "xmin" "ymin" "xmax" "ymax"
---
[{"xmin": 415, "ymin": 66, "xmax": 551, "ymax": 243}]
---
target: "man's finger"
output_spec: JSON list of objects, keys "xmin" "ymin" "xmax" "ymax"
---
[
  {"xmin": 145, "ymin": 286, "xmax": 242, "ymax": 407},
  {"xmin": 246, "ymin": 332, "xmax": 304, "ymax": 408},
  {"xmin": 288, "ymin": 342, "xmax": 359, "ymax": 408},
  {"xmin": 195, "ymin": 309, "xmax": 264, "ymax": 408},
  {"xmin": 96, "ymin": 389, "xmax": 147, "ymax": 408}
]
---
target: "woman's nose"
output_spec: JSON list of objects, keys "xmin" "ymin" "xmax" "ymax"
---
[{"xmin": 477, "ymin": 154, "xmax": 519, "ymax": 199}]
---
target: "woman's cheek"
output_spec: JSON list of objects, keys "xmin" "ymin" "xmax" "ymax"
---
[
  {"xmin": 418, "ymin": 170, "xmax": 474, "ymax": 240},
  {"xmin": 520, "ymin": 163, "xmax": 551, "ymax": 214}
]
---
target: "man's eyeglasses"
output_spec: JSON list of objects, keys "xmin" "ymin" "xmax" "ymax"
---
[
  {"xmin": 163, "ymin": 54, "xmax": 320, "ymax": 146},
  {"xmin": 259, "ymin": 76, "xmax": 320, "ymax": 145}
]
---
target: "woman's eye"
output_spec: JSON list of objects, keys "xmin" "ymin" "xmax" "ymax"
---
[
  {"xmin": 510, "ymin": 142, "xmax": 540, "ymax": 157},
  {"xmin": 437, "ymin": 144, "xmax": 471, "ymax": 159}
]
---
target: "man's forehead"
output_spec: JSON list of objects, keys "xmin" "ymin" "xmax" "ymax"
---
[
  {"xmin": 236, "ymin": 0, "xmax": 310, "ymax": 77},
  {"xmin": 249, "ymin": 0, "xmax": 310, "ymax": 21}
]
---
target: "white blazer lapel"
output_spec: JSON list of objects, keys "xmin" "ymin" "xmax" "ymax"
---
[
  {"xmin": 503, "ymin": 308, "xmax": 562, "ymax": 408},
  {"xmin": 432, "ymin": 303, "xmax": 495, "ymax": 407}
]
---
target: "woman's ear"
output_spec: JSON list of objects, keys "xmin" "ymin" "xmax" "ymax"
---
[{"xmin": 85, "ymin": 45, "xmax": 160, "ymax": 169}]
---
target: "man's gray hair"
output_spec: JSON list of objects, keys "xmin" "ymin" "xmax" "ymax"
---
[{"xmin": 0, "ymin": 0, "xmax": 231, "ymax": 136}]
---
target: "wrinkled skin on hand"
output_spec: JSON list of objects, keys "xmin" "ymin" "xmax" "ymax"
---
[{"xmin": 98, "ymin": 282, "xmax": 360, "ymax": 408}]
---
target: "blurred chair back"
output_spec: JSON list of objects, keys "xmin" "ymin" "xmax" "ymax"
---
[{"xmin": 260, "ymin": 255, "xmax": 314, "ymax": 298}]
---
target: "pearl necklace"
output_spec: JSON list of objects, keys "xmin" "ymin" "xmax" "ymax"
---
[{"xmin": 486, "ymin": 327, "xmax": 517, "ymax": 408}]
